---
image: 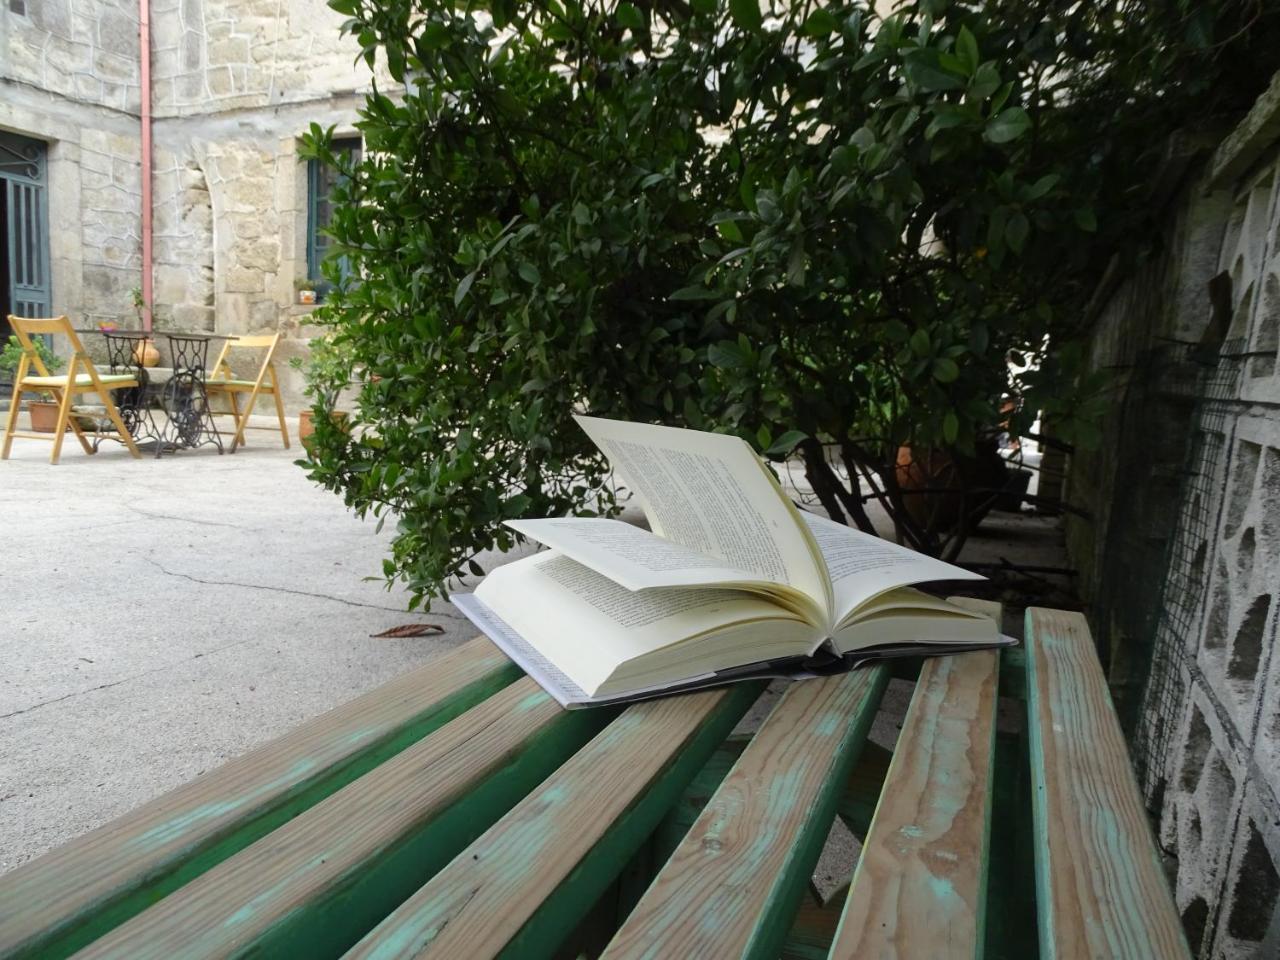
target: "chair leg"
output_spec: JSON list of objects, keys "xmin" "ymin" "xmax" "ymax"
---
[
  {"xmin": 68, "ymin": 415, "xmax": 96, "ymax": 455},
  {"xmin": 234, "ymin": 389, "xmax": 258, "ymax": 451},
  {"xmin": 48, "ymin": 384, "xmax": 77, "ymax": 465},
  {"xmin": 2, "ymin": 385, "xmax": 24, "ymax": 460},
  {"xmin": 271, "ymin": 387, "xmax": 290, "ymax": 448},
  {"xmin": 227, "ymin": 393, "xmax": 244, "ymax": 452},
  {"xmin": 101, "ymin": 392, "xmax": 141, "ymax": 459}
]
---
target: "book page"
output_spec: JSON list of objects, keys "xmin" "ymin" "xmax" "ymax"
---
[
  {"xmin": 575, "ymin": 416, "xmax": 829, "ymax": 617},
  {"xmin": 800, "ymin": 512, "xmax": 984, "ymax": 623},
  {"xmin": 507, "ymin": 517, "xmax": 765, "ymax": 591},
  {"xmin": 475, "ymin": 551, "xmax": 808, "ymax": 696}
]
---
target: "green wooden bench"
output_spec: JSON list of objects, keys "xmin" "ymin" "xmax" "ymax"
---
[{"xmin": 0, "ymin": 606, "xmax": 1191, "ymax": 959}]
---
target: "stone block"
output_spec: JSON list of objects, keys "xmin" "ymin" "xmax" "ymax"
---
[
  {"xmin": 96, "ymin": 7, "xmax": 138, "ymax": 58},
  {"xmin": 206, "ymin": 37, "xmax": 250, "ymax": 67},
  {"xmin": 93, "ymin": 50, "xmax": 137, "ymax": 83},
  {"xmin": 237, "ymin": 238, "xmax": 281, "ymax": 272},
  {"xmin": 225, "ymin": 175, "xmax": 273, "ymax": 210},
  {"xmin": 225, "ymin": 266, "xmax": 266, "ymax": 294},
  {"xmin": 207, "ymin": 65, "xmax": 236, "ymax": 97},
  {"xmin": 170, "ymin": 304, "xmax": 215, "ymax": 329}
]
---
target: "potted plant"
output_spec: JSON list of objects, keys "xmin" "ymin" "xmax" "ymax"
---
[
  {"xmin": 129, "ymin": 287, "xmax": 160, "ymax": 366},
  {"xmin": 295, "ymin": 277, "xmax": 318, "ymax": 305},
  {"xmin": 0, "ymin": 334, "xmax": 66, "ymax": 432}
]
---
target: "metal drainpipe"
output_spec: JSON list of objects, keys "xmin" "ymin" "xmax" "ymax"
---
[{"xmin": 139, "ymin": 0, "xmax": 153, "ymax": 332}]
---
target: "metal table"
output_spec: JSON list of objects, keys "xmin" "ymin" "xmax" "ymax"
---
[{"xmin": 76, "ymin": 329, "xmax": 237, "ymax": 457}]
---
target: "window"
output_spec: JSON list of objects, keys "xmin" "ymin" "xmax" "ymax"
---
[{"xmin": 306, "ymin": 137, "xmax": 361, "ymax": 294}]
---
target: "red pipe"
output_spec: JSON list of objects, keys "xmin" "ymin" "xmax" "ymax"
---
[{"xmin": 139, "ymin": 0, "xmax": 153, "ymax": 332}]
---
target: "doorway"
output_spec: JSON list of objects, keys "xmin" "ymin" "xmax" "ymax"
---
[{"xmin": 0, "ymin": 131, "xmax": 51, "ymax": 355}]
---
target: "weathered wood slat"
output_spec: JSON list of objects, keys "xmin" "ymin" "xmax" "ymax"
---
[
  {"xmin": 830, "ymin": 648, "xmax": 1000, "ymax": 959},
  {"xmin": 1024, "ymin": 607, "xmax": 1190, "ymax": 960},
  {"xmin": 343, "ymin": 682, "xmax": 764, "ymax": 960},
  {"xmin": 66, "ymin": 677, "xmax": 611, "ymax": 960},
  {"xmin": 0, "ymin": 637, "xmax": 520, "ymax": 960},
  {"xmin": 600, "ymin": 665, "xmax": 889, "ymax": 960}
]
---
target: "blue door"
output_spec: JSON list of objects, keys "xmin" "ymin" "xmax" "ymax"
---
[{"xmin": 0, "ymin": 131, "xmax": 51, "ymax": 351}]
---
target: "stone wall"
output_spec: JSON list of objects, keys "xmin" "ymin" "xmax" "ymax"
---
[
  {"xmin": 1, "ymin": 0, "xmax": 144, "ymax": 328},
  {"xmin": 3, "ymin": 0, "xmax": 387, "ymax": 409},
  {"xmin": 144, "ymin": 0, "xmax": 392, "ymax": 409},
  {"xmin": 1067, "ymin": 71, "xmax": 1280, "ymax": 958}
]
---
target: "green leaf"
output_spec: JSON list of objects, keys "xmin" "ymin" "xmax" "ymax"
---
[
  {"xmin": 985, "ymin": 107, "xmax": 1031, "ymax": 144},
  {"xmin": 453, "ymin": 272, "xmax": 475, "ymax": 306},
  {"xmin": 755, "ymin": 424, "xmax": 771, "ymax": 449},
  {"xmin": 1005, "ymin": 211, "xmax": 1030, "ymax": 253},
  {"xmin": 802, "ymin": 8, "xmax": 837, "ymax": 36},
  {"xmin": 1074, "ymin": 207, "xmax": 1097, "ymax": 232},
  {"xmin": 615, "ymin": 2, "xmax": 644, "ymax": 31},
  {"xmin": 708, "ymin": 342, "xmax": 746, "ymax": 368},
  {"xmin": 955, "ymin": 25, "xmax": 979, "ymax": 74},
  {"xmin": 943, "ymin": 411, "xmax": 959, "ymax": 444},
  {"xmin": 932, "ymin": 357, "xmax": 960, "ymax": 382},
  {"xmin": 766, "ymin": 429, "xmax": 808, "ymax": 457},
  {"xmin": 904, "ymin": 49, "xmax": 966, "ymax": 92},
  {"xmin": 518, "ymin": 262, "xmax": 541, "ymax": 284},
  {"xmin": 729, "ymin": 0, "xmax": 762, "ymax": 33},
  {"xmin": 910, "ymin": 328, "xmax": 931, "ymax": 357}
]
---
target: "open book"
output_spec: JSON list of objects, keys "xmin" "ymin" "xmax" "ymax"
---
[{"xmin": 453, "ymin": 417, "xmax": 1012, "ymax": 707}]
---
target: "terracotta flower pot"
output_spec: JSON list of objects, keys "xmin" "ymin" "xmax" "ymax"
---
[
  {"xmin": 28, "ymin": 400, "xmax": 67, "ymax": 433},
  {"xmin": 299, "ymin": 409, "xmax": 348, "ymax": 449},
  {"xmin": 132, "ymin": 338, "xmax": 160, "ymax": 368}
]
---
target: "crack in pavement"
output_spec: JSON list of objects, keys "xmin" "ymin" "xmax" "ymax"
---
[
  {"xmin": 140, "ymin": 557, "xmax": 471, "ymax": 622},
  {"xmin": 125, "ymin": 505, "xmax": 251, "ymax": 530},
  {"xmin": 0, "ymin": 633, "xmax": 268, "ymax": 721}
]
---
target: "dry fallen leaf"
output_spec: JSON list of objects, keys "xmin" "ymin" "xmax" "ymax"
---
[{"xmin": 370, "ymin": 623, "xmax": 446, "ymax": 639}]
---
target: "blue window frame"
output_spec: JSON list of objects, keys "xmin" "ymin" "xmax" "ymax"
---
[{"xmin": 305, "ymin": 137, "xmax": 361, "ymax": 296}]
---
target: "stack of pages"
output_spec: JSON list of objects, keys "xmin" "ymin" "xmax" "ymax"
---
[{"xmin": 454, "ymin": 417, "xmax": 1012, "ymax": 707}]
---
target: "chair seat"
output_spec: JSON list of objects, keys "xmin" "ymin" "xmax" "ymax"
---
[
  {"xmin": 21, "ymin": 374, "xmax": 137, "ymax": 388},
  {"xmin": 206, "ymin": 378, "xmax": 266, "ymax": 390}
]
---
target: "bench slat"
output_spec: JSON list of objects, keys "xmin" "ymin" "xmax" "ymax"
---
[
  {"xmin": 830, "ymin": 648, "xmax": 999, "ymax": 958},
  {"xmin": 0, "ymin": 637, "xmax": 519, "ymax": 960},
  {"xmin": 1025, "ymin": 607, "xmax": 1190, "ymax": 959},
  {"xmin": 600, "ymin": 665, "xmax": 889, "ymax": 960},
  {"xmin": 344, "ymin": 681, "xmax": 763, "ymax": 959},
  {"xmin": 68, "ymin": 677, "xmax": 612, "ymax": 960}
]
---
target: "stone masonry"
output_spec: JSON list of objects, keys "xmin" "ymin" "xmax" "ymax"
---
[
  {"xmin": 1067, "ymin": 71, "xmax": 1280, "ymax": 958},
  {"xmin": 2, "ymin": 0, "xmax": 389, "ymax": 408}
]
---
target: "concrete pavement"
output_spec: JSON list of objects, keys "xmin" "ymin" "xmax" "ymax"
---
[{"xmin": 0, "ymin": 432, "xmax": 511, "ymax": 874}]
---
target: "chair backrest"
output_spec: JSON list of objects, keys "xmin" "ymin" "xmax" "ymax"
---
[
  {"xmin": 7, "ymin": 315, "xmax": 84, "ymax": 376},
  {"xmin": 211, "ymin": 332, "xmax": 282, "ymax": 382}
]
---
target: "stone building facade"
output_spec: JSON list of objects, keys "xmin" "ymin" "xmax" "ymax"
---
[
  {"xmin": 1067, "ymin": 72, "xmax": 1280, "ymax": 958},
  {"xmin": 1, "ymin": 0, "xmax": 386, "ymax": 406}
]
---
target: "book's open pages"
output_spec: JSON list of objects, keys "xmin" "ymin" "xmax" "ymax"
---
[{"xmin": 454, "ymin": 417, "xmax": 1013, "ymax": 706}]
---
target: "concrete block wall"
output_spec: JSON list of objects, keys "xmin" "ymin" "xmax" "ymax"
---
[{"xmin": 1068, "ymin": 71, "xmax": 1280, "ymax": 958}]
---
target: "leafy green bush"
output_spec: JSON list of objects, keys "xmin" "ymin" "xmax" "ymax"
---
[
  {"xmin": 299, "ymin": 0, "xmax": 1280, "ymax": 606},
  {"xmin": 1, "ymin": 334, "xmax": 62, "ymax": 377}
]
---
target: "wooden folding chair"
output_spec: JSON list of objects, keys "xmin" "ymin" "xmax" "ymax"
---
[
  {"xmin": 2, "ymin": 315, "xmax": 141, "ymax": 464},
  {"xmin": 205, "ymin": 332, "xmax": 290, "ymax": 452}
]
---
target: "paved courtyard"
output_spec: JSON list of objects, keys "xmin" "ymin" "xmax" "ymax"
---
[{"xmin": 0, "ymin": 435, "xmax": 490, "ymax": 874}]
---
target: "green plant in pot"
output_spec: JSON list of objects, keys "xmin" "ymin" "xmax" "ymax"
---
[{"xmin": 1, "ymin": 334, "xmax": 66, "ymax": 432}]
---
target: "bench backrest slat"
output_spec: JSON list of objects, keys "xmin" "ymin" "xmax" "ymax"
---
[
  {"xmin": 1025, "ymin": 607, "xmax": 1190, "ymax": 960},
  {"xmin": 69, "ymin": 678, "xmax": 611, "ymax": 960},
  {"xmin": 600, "ymin": 665, "xmax": 890, "ymax": 960},
  {"xmin": 344, "ymin": 681, "xmax": 764, "ymax": 959},
  {"xmin": 0, "ymin": 637, "xmax": 520, "ymax": 960}
]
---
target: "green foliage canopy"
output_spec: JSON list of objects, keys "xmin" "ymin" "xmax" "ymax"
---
[{"xmin": 299, "ymin": 0, "xmax": 1279, "ymax": 606}]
